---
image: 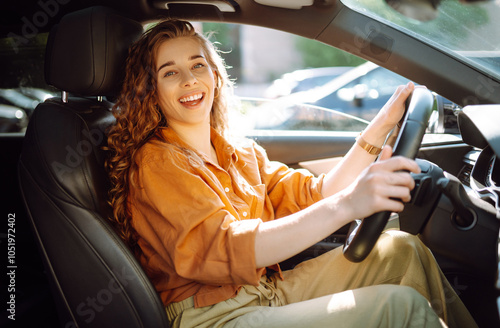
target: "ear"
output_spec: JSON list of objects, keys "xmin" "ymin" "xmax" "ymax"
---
[{"xmin": 213, "ymin": 69, "xmax": 219, "ymax": 85}]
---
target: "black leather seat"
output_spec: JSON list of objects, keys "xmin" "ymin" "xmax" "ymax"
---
[{"xmin": 18, "ymin": 7, "xmax": 170, "ymax": 327}]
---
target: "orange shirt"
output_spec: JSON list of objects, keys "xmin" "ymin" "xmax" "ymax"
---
[{"xmin": 129, "ymin": 127, "xmax": 324, "ymax": 308}]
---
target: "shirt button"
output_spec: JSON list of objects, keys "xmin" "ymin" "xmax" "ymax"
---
[
  {"xmin": 242, "ymin": 212, "xmax": 248, "ymax": 217},
  {"xmin": 225, "ymin": 187, "xmax": 230, "ymax": 192}
]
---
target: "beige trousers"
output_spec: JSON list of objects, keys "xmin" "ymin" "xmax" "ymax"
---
[{"xmin": 167, "ymin": 231, "xmax": 477, "ymax": 328}]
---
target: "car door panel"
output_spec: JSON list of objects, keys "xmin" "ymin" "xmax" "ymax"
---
[
  {"xmin": 249, "ymin": 131, "xmax": 471, "ymax": 179},
  {"xmin": 248, "ymin": 132, "xmax": 356, "ymax": 168}
]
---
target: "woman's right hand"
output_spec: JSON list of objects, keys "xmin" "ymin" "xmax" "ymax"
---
[
  {"xmin": 336, "ymin": 145, "xmax": 421, "ymax": 221},
  {"xmin": 255, "ymin": 145, "xmax": 420, "ymax": 268}
]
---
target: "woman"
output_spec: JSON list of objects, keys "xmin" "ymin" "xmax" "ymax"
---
[{"xmin": 106, "ymin": 20, "xmax": 476, "ymax": 328}]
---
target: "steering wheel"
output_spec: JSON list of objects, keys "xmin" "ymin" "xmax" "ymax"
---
[{"xmin": 343, "ymin": 87, "xmax": 435, "ymax": 262}]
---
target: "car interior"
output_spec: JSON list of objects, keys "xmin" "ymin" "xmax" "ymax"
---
[{"xmin": 1, "ymin": 0, "xmax": 500, "ymax": 327}]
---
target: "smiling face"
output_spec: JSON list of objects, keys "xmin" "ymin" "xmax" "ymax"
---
[{"xmin": 155, "ymin": 36, "xmax": 217, "ymax": 130}]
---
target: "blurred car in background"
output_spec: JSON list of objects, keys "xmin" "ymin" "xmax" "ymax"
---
[
  {"xmin": 266, "ymin": 62, "xmax": 410, "ymax": 121},
  {"xmin": 247, "ymin": 62, "xmax": 459, "ymax": 131},
  {"xmin": 309, "ymin": 62, "xmax": 410, "ymax": 119},
  {"xmin": 231, "ymin": 97, "xmax": 370, "ymax": 132},
  {"xmin": 264, "ymin": 66, "xmax": 351, "ymax": 98},
  {"xmin": 0, "ymin": 88, "xmax": 55, "ymax": 132},
  {"xmin": 0, "ymin": 104, "xmax": 28, "ymax": 132}
]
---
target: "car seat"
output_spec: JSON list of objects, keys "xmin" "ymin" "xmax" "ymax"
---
[{"xmin": 17, "ymin": 6, "xmax": 170, "ymax": 328}]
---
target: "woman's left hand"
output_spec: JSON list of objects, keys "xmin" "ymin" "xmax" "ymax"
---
[
  {"xmin": 359, "ymin": 82, "xmax": 416, "ymax": 150},
  {"xmin": 373, "ymin": 81, "xmax": 415, "ymax": 132}
]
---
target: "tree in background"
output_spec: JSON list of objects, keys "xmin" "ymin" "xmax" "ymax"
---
[{"xmin": 295, "ymin": 37, "xmax": 366, "ymax": 68}]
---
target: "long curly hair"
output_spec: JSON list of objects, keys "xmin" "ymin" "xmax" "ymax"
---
[{"xmin": 106, "ymin": 19, "xmax": 232, "ymax": 251}]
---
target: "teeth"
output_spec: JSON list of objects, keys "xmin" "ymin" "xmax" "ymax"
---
[{"xmin": 180, "ymin": 93, "xmax": 203, "ymax": 103}]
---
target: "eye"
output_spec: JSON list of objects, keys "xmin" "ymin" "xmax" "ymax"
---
[
  {"xmin": 163, "ymin": 71, "xmax": 176, "ymax": 78},
  {"xmin": 193, "ymin": 63, "xmax": 205, "ymax": 69}
]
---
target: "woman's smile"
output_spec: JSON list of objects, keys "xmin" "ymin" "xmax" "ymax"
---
[{"xmin": 179, "ymin": 92, "xmax": 205, "ymax": 107}]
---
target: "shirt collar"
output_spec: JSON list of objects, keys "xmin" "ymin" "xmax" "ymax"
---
[{"xmin": 158, "ymin": 127, "xmax": 237, "ymax": 169}]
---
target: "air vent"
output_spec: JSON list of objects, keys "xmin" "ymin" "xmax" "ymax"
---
[
  {"xmin": 458, "ymin": 163, "xmax": 473, "ymax": 186},
  {"xmin": 459, "ymin": 150, "xmax": 480, "ymax": 187}
]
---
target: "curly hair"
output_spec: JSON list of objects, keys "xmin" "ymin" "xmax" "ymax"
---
[{"xmin": 105, "ymin": 19, "xmax": 232, "ymax": 251}]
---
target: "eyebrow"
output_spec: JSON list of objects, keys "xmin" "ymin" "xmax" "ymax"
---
[{"xmin": 157, "ymin": 54, "xmax": 205, "ymax": 73}]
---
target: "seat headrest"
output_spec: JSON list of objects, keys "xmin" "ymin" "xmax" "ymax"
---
[{"xmin": 45, "ymin": 6, "xmax": 143, "ymax": 97}]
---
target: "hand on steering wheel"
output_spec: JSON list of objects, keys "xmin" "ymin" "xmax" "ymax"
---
[{"xmin": 343, "ymin": 87, "xmax": 435, "ymax": 262}]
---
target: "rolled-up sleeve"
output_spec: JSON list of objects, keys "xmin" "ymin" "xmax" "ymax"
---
[
  {"xmin": 252, "ymin": 142, "xmax": 325, "ymax": 218},
  {"xmin": 130, "ymin": 149, "xmax": 264, "ymax": 288}
]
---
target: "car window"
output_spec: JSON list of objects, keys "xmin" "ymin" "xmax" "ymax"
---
[
  {"xmin": 202, "ymin": 22, "xmax": 374, "ymax": 133},
  {"xmin": 229, "ymin": 97, "xmax": 368, "ymax": 133},
  {"xmin": 360, "ymin": 67, "xmax": 409, "ymax": 97},
  {"xmin": 202, "ymin": 23, "xmax": 461, "ymax": 135},
  {"xmin": 0, "ymin": 33, "xmax": 57, "ymax": 133}
]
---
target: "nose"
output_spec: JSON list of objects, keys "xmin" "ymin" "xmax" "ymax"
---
[{"xmin": 180, "ymin": 69, "xmax": 198, "ymax": 87}]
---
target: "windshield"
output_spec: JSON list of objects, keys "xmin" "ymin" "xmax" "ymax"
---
[{"xmin": 342, "ymin": 0, "xmax": 500, "ymax": 80}]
